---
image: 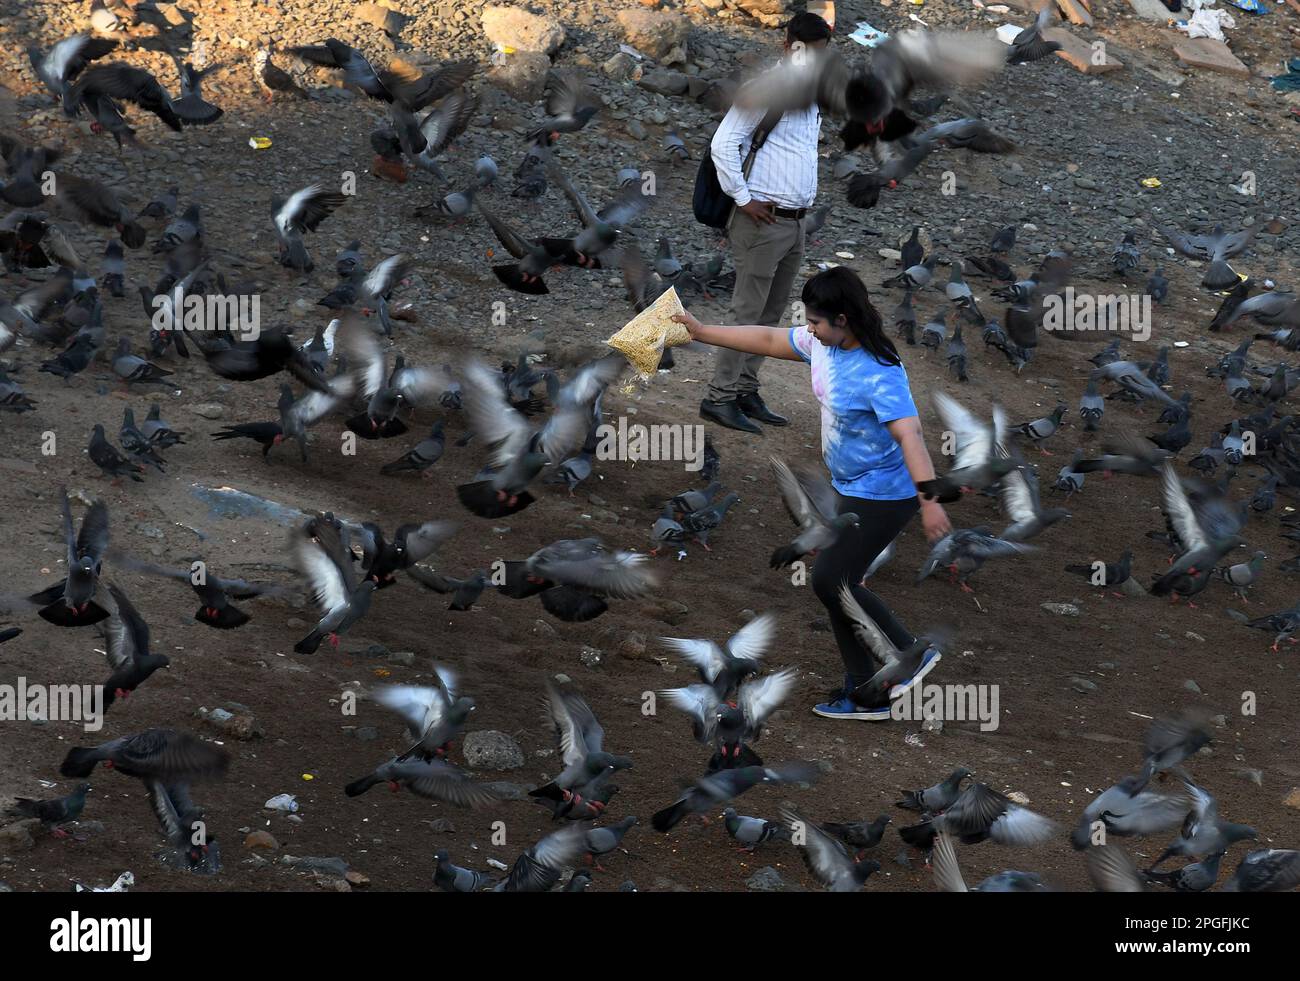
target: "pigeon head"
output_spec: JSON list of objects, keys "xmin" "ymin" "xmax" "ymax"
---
[
  {"xmin": 520, "ymin": 451, "xmax": 549, "ymax": 481},
  {"xmin": 853, "ymin": 859, "xmax": 882, "ymax": 882},
  {"xmin": 451, "ymin": 697, "xmax": 476, "ymax": 722},
  {"xmin": 1225, "ymin": 825, "xmax": 1258, "ymax": 845},
  {"xmin": 1041, "ymin": 508, "xmax": 1071, "ymax": 527}
]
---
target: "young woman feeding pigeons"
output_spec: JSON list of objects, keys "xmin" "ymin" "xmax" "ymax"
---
[{"xmin": 673, "ymin": 265, "xmax": 951, "ymax": 721}]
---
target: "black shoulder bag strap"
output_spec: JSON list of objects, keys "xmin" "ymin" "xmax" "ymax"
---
[{"xmin": 741, "ymin": 106, "xmax": 787, "ymax": 179}]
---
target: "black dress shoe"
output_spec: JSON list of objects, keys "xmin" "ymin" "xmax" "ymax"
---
[
  {"xmin": 737, "ymin": 392, "xmax": 788, "ymax": 426},
  {"xmin": 700, "ymin": 399, "xmax": 762, "ymax": 434}
]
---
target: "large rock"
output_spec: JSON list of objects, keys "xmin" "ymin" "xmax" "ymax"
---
[
  {"xmin": 745, "ymin": 866, "xmax": 786, "ymax": 891},
  {"xmin": 462, "ymin": 730, "xmax": 526, "ymax": 770},
  {"xmin": 0, "ymin": 819, "xmax": 39, "ymax": 853},
  {"xmin": 482, "ymin": 5, "xmax": 566, "ymax": 56},
  {"xmin": 735, "ymin": 0, "xmax": 793, "ymax": 26},
  {"xmin": 638, "ymin": 70, "xmax": 689, "ymax": 97},
  {"xmin": 487, "ymin": 51, "xmax": 553, "ymax": 102},
  {"xmin": 356, "ymin": 1, "xmax": 406, "ymax": 36},
  {"xmin": 617, "ymin": 9, "xmax": 690, "ymax": 63},
  {"xmin": 244, "ymin": 830, "xmax": 279, "ymax": 852},
  {"xmin": 603, "ymin": 51, "xmax": 637, "ymax": 80}
]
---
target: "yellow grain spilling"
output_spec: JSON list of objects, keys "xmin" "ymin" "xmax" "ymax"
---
[{"xmin": 605, "ymin": 287, "xmax": 689, "ymax": 379}]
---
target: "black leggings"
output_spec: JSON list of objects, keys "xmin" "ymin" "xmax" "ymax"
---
[{"xmin": 810, "ymin": 494, "xmax": 920, "ymax": 685}]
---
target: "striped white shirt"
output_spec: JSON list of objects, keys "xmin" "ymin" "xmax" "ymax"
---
[{"xmin": 710, "ymin": 79, "xmax": 821, "ymax": 211}]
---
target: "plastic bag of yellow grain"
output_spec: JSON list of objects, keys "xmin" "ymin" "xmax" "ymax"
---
[{"xmin": 605, "ymin": 287, "xmax": 690, "ymax": 380}]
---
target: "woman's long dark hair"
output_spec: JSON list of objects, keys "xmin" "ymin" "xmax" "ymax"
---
[{"xmin": 801, "ymin": 266, "xmax": 901, "ymax": 366}]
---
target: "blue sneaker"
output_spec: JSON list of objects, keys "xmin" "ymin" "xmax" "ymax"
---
[
  {"xmin": 812, "ymin": 690, "xmax": 891, "ymax": 721},
  {"xmin": 889, "ymin": 646, "xmax": 943, "ymax": 699}
]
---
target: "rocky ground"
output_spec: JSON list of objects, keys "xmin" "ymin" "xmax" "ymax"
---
[{"xmin": 1, "ymin": 0, "xmax": 1299, "ymax": 893}]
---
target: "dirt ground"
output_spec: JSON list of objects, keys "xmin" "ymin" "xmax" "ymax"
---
[{"xmin": 1, "ymin": 1, "xmax": 1299, "ymax": 893}]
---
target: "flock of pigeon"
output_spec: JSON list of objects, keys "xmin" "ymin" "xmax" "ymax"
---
[{"xmin": 1, "ymin": 4, "xmax": 1298, "ymax": 892}]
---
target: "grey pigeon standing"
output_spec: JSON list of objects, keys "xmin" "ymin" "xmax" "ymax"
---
[
  {"xmin": 920, "ymin": 311, "xmax": 946, "ymax": 350},
  {"xmin": 1112, "ymin": 230, "xmax": 1140, "ymax": 277},
  {"xmin": 900, "ymin": 226, "xmax": 923, "ymax": 269},
  {"xmin": 582, "ymin": 816, "xmax": 638, "ymax": 870},
  {"xmin": 100, "ymin": 238, "xmax": 125, "ymax": 296},
  {"xmin": 989, "ymin": 224, "xmax": 1016, "ymax": 254},
  {"xmin": 112, "ymin": 337, "xmax": 172, "ymax": 387},
  {"xmin": 663, "ymin": 130, "xmax": 689, "ymax": 165},
  {"xmin": 1013, "ymin": 404, "xmax": 1066, "ymax": 454},
  {"xmin": 381, "ymin": 421, "xmax": 446, "ymax": 475},
  {"xmin": 681, "ymin": 492, "xmax": 740, "ymax": 550},
  {"xmin": 1216, "ymin": 550, "xmax": 1265, "ymax": 600},
  {"xmin": 1078, "ymin": 378, "xmax": 1104, "ymax": 432},
  {"xmin": 883, "ymin": 254, "xmax": 938, "ymax": 290},
  {"xmin": 1146, "ymin": 267, "xmax": 1169, "ymax": 304},
  {"xmin": 723, "ymin": 808, "xmax": 788, "ymax": 852},
  {"xmin": 650, "ymin": 504, "xmax": 686, "ymax": 555},
  {"xmin": 945, "ymin": 260, "xmax": 984, "ymax": 323},
  {"xmin": 4, "ymin": 782, "xmax": 91, "ymax": 835}
]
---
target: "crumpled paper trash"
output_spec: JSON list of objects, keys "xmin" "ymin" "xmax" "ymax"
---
[{"xmin": 1177, "ymin": 0, "xmax": 1236, "ymax": 41}]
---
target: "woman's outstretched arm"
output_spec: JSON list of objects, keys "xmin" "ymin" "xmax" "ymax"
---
[
  {"xmin": 671, "ymin": 310, "xmax": 803, "ymax": 361},
  {"xmin": 886, "ymin": 415, "xmax": 953, "ymax": 543}
]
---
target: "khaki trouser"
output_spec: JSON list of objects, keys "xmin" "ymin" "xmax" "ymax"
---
[{"xmin": 707, "ymin": 211, "xmax": 806, "ymax": 403}]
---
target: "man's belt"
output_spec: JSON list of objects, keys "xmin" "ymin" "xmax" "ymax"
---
[{"xmin": 772, "ymin": 206, "xmax": 808, "ymax": 220}]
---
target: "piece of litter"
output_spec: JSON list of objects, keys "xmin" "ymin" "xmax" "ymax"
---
[
  {"xmin": 835, "ymin": 251, "xmax": 855, "ymax": 259},
  {"xmin": 1141, "ymin": 177, "xmax": 1163, "ymax": 188},
  {"xmin": 847, "ymin": 21, "xmax": 890, "ymax": 47}
]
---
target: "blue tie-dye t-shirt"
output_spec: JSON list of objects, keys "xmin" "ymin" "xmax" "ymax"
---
[{"xmin": 788, "ymin": 323, "xmax": 919, "ymax": 501}]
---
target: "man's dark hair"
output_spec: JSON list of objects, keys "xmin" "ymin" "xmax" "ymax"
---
[{"xmin": 785, "ymin": 12, "xmax": 833, "ymax": 45}]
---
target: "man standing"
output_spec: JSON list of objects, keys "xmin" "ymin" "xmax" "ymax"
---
[{"xmin": 701, "ymin": 12, "xmax": 832, "ymax": 435}]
